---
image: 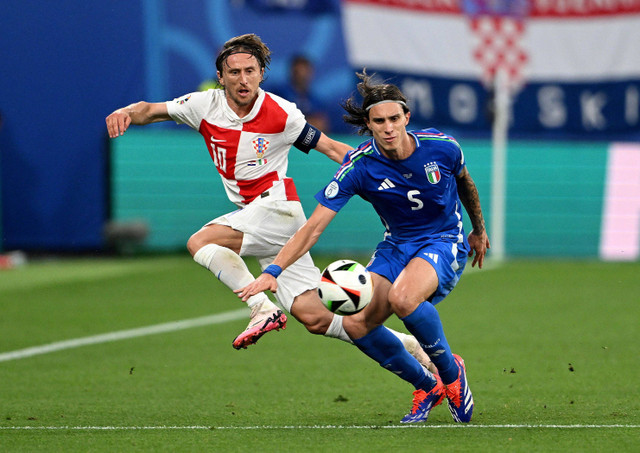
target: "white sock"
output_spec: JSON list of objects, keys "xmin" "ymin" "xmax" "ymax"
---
[
  {"xmin": 325, "ymin": 314, "xmax": 352, "ymax": 343},
  {"xmin": 389, "ymin": 329, "xmax": 411, "ymax": 345},
  {"xmin": 389, "ymin": 329, "xmax": 437, "ymax": 374},
  {"xmin": 193, "ymin": 243, "xmax": 272, "ymax": 309}
]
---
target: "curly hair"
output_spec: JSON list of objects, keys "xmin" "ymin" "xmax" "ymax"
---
[
  {"xmin": 215, "ymin": 34, "xmax": 272, "ymax": 76},
  {"xmin": 342, "ymin": 70, "xmax": 409, "ymax": 136}
]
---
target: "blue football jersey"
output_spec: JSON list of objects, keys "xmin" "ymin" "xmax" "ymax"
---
[{"xmin": 315, "ymin": 128, "xmax": 468, "ymax": 245}]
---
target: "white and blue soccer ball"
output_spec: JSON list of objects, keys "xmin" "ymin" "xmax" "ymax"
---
[{"xmin": 318, "ymin": 259, "xmax": 373, "ymax": 315}]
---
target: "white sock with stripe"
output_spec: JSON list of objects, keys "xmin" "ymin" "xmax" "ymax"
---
[{"xmin": 193, "ymin": 243, "xmax": 273, "ymax": 310}]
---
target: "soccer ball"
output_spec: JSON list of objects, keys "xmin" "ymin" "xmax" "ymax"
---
[{"xmin": 318, "ymin": 260, "xmax": 373, "ymax": 315}]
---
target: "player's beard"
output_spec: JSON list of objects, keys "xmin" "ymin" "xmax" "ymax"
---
[{"xmin": 225, "ymin": 86, "xmax": 258, "ymax": 112}]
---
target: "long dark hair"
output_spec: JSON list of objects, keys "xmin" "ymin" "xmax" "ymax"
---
[{"xmin": 342, "ymin": 70, "xmax": 409, "ymax": 136}]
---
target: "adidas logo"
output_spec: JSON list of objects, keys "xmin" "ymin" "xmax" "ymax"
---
[
  {"xmin": 464, "ymin": 388, "xmax": 474, "ymax": 414},
  {"xmin": 424, "ymin": 252, "xmax": 439, "ymax": 263},
  {"xmin": 378, "ymin": 178, "xmax": 395, "ymax": 190}
]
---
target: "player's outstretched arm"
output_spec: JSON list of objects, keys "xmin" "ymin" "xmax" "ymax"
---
[
  {"xmin": 106, "ymin": 101, "xmax": 171, "ymax": 138},
  {"xmin": 236, "ymin": 204, "xmax": 337, "ymax": 301},
  {"xmin": 314, "ymin": 133, "xmax": 352, "ymax": 164},
  {"xmin": 456, "ymin": 167, "xmax": 490, "ymax": 268}
]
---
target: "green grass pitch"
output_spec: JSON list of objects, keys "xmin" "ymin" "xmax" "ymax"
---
[{"xmin": 0, "ymin": 255, "xmax": 638, "ymax": 451}]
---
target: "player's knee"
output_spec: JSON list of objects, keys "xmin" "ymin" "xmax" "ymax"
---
[
  {"xmin": 187, "ymin": 229, "xmax": 220, "ymax": 257},
  {"xmin": 186, "ymin": 233, "xmax": 203, "ymax": 257},
  {"xmin": 387, "ymin": 288, "xmax": 417, "ymax": 317}
]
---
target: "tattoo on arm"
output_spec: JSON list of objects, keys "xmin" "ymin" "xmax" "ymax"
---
[{"xmin": 457, "ymin": 169, "xmax": 485, "ymax": 234}]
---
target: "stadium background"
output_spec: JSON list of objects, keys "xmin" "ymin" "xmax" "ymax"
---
[
  {"xmin": 1, "ymin": 3, "xmax": 639, "ymax": 449},
  {"xmin": 1, "ymin": 0, "xmax": 639, "ymax": 261}
]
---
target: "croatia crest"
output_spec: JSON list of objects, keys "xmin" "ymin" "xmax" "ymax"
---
[
  {"xmin": 249, "ymin": 137, "xmax": 269, "ymax": 166},
  {"xmin": 253, "ymin": 137, "xmax": 269, "ymax": 158},
  {"xmin": 425, "ymin": 162, "xmax": 441, "ymax": 184}
]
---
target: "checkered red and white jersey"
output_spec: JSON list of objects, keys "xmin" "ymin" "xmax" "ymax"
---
[{"xmin": 166, "ymin": 88, "xmax": 306, "ymax": 207}]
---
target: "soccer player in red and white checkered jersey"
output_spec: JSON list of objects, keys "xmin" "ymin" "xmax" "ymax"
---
[{"xmin": 106, "ymin": 34, "xmax": 435, "ymax": 372}]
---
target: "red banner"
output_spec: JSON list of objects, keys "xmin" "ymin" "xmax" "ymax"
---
[
  {"xmin": 343, "ymin": 0, "xmax": 640, "ymax": 16},
  {"xmin": 532, "ymin": 0, "xmax": 640, "ymax": 17}
]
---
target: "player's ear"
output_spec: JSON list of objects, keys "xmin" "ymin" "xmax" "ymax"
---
[
  {"xmin": 217, "ymin": 71, "xmax": 224, "ymax": 88},
  {"xmin": 404, "ymin": 111, "xmax": 411, "ymax": 125}
]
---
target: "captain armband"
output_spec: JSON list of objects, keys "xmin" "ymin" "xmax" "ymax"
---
[{"xmin": 293, "ymin": 123, "xmax": 321, "ymax": 153}]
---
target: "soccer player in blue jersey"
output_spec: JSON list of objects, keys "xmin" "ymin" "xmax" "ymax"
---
[{"xmin": 238, "ymin": 70, "xmax": 489, "ymax": 423}]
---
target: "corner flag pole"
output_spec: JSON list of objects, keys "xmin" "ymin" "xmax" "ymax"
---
[
  {"xmin": 490, "ymin": 68, "xmax": 509, "ymax": 262},
  {"xmin": 463, "ymin": 0, "xmax": 529, "ymax": 262}
]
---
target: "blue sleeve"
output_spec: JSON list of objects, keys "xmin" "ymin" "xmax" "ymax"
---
[
  {"xmin": 314, "ymin": 152, "xmax": 358, "ymax": 212},
  {"xmin": 451, "ymin": 139, "xmax": 466, "ymax": 177}
]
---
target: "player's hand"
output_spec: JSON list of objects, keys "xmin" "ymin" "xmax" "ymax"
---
[
  {"xmin": 235, "ymin": 274, "xmax": 278, "ymax": 302},
  {"xmin": 105, "ymin": 109, "xmax": 132, "ymax": 138},
  {"xmin": 467, "ymin": 229, "xmax": 490, "ymax": 268}
]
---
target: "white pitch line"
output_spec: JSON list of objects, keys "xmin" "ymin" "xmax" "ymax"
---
[
  {"xmin": 0, "ymin": 263, "xmax": 497, "ymax": 365},
  {"xmin": 0, "ymin": 424, "xmax": 638, "ymax": 431},
  {"xmin": 0, "ymin": 308, "xmax": 249, "ymax": 363}
]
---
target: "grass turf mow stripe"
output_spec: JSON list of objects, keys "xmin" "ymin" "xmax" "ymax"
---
[{"xmin": 0, "ymin": 261, "xmax": 489, "ymax": 364}]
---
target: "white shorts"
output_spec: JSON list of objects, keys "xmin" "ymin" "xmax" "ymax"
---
[{"xmin": 206, "ymin": 195, "xmax": 321, "ymax": 312}]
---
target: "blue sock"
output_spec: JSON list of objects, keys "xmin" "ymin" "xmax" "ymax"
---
[
  {"xmin": 352, "ymin": 325, "xmax": 436, "ymax": 391},
  {"xmin": 401, "ymin": 301, "xmax": 458, "ymax": 384}
]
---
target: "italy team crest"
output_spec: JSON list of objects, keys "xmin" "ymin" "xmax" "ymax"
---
[{"xmin": 425, "ymin": 162, "xmax": 441, "ymax": 184}]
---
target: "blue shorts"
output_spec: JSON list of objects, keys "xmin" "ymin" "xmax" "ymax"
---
[{"xmin": 366, "ymin": 238, "xmax": 468, "ymax": 305}]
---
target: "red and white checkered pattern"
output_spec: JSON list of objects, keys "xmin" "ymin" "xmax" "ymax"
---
[{"xmin": 470, "ymin": 16, "xmax": 528, "ymax": 92}]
